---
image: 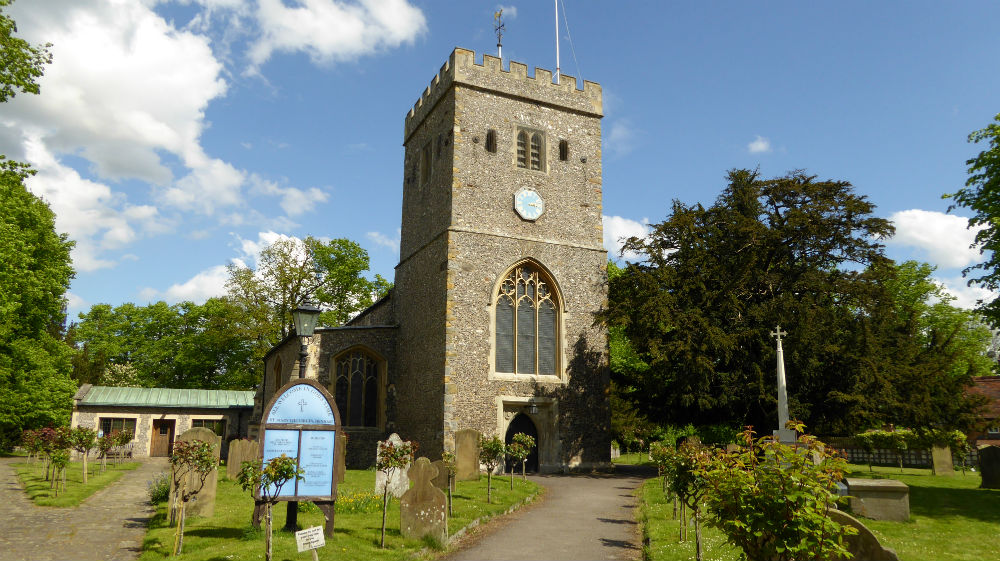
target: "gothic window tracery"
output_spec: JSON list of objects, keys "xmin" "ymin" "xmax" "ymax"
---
[
  {"xmin": 495, "ymin": 263, "xmax": 558, "ymax": 375},
  {"xmin": 516, "ymin": 129, "xmax": 545, "ymax": 171},
  {"xmin": 333, "ymin": 349, "xmax": 381, "ymax": 427}
]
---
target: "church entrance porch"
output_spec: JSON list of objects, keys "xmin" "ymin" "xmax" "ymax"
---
[
  {"xmin": 497, "ymin": 396, "xmax": 559, "ymax": 473},
  {"xmin": 504, "ymin": 413, "xmax": 539, "ymax": 473}
]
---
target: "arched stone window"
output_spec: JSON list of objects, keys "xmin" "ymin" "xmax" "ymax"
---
[
  {"xmin": 495, "ymin": 263, "xmax": 558, "ymax": 375},
  {"xmin": 332, "ymin": 348, "xmax": 382, "ymax": 427}
]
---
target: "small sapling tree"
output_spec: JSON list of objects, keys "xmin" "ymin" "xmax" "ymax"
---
[
  {"xmin": 700, "ymin": 423, "xmax": 855, "ymax": 561},
  {"xmin": 67, "ymin": 427, "xmax": 98, "ymax": 484},
  {"xmin": 479, "ymin": 436, "xmax": 505, "ymax": 504},
  {"xmin": 238, "ymin": 455, "xmax": 304, "ymax": 561},
  {"xmin": 169, "ymin": 439, "xmax": 217, "ymax": 556},
  {"xmin": 511, "ymin": 432, "xmax": 535, "ymax": 481},
  {"xmin": 441, "ymin": 451, "xmax": 456, "ymax": 516},
  {"xmin": 96, "ymin": 433, "xmax": 113, "ymax": 474},
  {"xmin": 375, "ymin": 438, "xmax": 415, "ymax": 548},
  {"xmin": 662, "ymin": 441, "xmax": 711, "ymax": 559},
  {"xmin": 113, "ymin": 430, "xmax": 134, "ymax": 465},
  {"xmin": 49, "ymin": 449, "xmax": 69, "ymax": 495}
]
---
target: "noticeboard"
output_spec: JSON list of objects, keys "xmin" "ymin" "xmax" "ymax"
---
[{"xmin": 260, "ymin": 378, "xmax": 342, "ymax": 501}]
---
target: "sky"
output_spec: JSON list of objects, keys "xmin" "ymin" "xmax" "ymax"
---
[{"xmin": 3, "ymin": 0, "xmax": 1000, "ymax": 321}]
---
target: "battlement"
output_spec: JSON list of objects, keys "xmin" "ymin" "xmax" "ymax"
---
[{"xmin": 404, "ymin": 47, "xmax": 602, "ymax": 141}]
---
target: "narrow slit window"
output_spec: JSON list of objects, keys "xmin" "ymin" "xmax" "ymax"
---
[
  {"xmin": 486, "ymin": 129, "xmax": 497, "ymax": 153},
  {"xmin": 516, "ymin": 131, "xmax": 528, "ymax": 168},
  {"xmin": 420, "ymin": 143, "xmax": 432, "ymax": 185},
  {"xmin": 559, "ymin": 140, "xmax": 568, "ymax": 161}
]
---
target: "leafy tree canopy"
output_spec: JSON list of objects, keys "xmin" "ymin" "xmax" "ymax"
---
[
  {"xmin": 946, "ymin": 113, "xmax": 1000, "ymax": 322},
  {"xmin": 0, "ymin": 0, "xmax": 51, "ymax": 102},
  {"xmin": 606, "ymin": 169, "xmax": 988, "ymax": 435}
]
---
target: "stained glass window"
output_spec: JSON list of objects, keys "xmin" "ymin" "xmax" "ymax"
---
[{"xmin": 495, "ymin": 263, "xmax": 558, "ymax": 375}]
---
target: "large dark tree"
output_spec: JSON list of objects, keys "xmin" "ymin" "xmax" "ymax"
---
[{"xmin": 607, "ymin": 169, "xmax": 984, "ymax": 435}]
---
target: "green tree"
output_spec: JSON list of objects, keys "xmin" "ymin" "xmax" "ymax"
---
[
  {"xmin": 225, "ymin": 237, "xmax": 391, "ymax": 371},
  {"xmin": 479, "ymin": 436, "xmax": 505, "ymax": 504},
  {"xmin": 0, "ymin": 0, "xmax": 51, "ymax": 103},
  {"xmin": 945, "ymin": 113, "xmax": 1000, "ymax": 322},
  {"xmin": 375, "ymin": 439, "xmax": 415, "ymax": 548},
  {"xmin": 169, "ymin": 439, "xmax": 218, "ymax": 555},
  {"xmin": 606, "ymin": 170, "xmax": 894, "ymax": 434},
  {"xmin": 67, "ymin": 427, "xmax": 97, "ymax": 484},
  {"xmin": 238, "ymin": 455, "xmax": 304, "ymax": 561}
]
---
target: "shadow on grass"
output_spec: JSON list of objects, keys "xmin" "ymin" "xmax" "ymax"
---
[
  {"xmin": 185, "ymin": 527, "xmax": 246, "ymax": 539},
  {"xmin": 909, "ymin": 485, "xmax": 1000, "ymax": 523}
]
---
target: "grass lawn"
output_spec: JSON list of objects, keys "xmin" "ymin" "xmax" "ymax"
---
[
  {"xmin": 636, "ymin": 463, "xmax": 1000, "ymax": 561},
  {"xmin": 12, "ymin": 459, "xmax": 140, "ymax": 507},
  {"xmin": 139, "ymin": 470, "xmax": 540, "ymax": 560},
  {"xmin": 613, "ymin": 451, "xmax": 655, "ymax": 466}
]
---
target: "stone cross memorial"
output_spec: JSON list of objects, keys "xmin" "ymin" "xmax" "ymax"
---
[
  {"xmin": 375, "ymin": 433, "xmax": 410, "ymax": 498},
  {"xmin": 771, "ymin": 325, "xmax": 796, "ymax": 443},
  {"xmin": 400, "ymin": 457, "xmax": 447, "ymax": 544}
]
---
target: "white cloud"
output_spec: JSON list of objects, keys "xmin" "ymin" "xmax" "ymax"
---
[
  {"xmin": 366, "ymin": 229, "xmax": 400, "ymax": 253},
  {"xmin": 936, "ymin": 275, "xmax": 997, "ymax": 310},
  {"xmin": 886, "ymin": 209, "xmax": 985, "ymax": 269},
  {"xmin": 249, "ymin": 174, "xmax": 330, "ymax": 216},
  {"xmin": 747, "ymin": 135, "xmax": 772, "ymax": 154},
  {"xmin": 248, "ymin": 0, "xmax": 427, "ymax": 73},
  {"xmin": 496, "ymin": 5, "xmax": 517, "ymax": 18},
  {"xmin": 64, "ymin": 292, "xmax": 89, "ymax": 317},
  {"xmin": 140, "ymin": 264, "xmax": 230, "ymax": 303},
  {"xmin": 603, "ymin": 119, "xmax": 637, "ymax": 158},
  {"xmin": 603, "ymin": 215, "xmax": 650, "ymax": 261},
  {"xmin": 234, "ymin": 230, "xmax": 302, "ymax": 267}
]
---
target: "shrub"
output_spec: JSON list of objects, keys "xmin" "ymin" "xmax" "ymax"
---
[{"xmin": 147, "ymin": 472, "xmax": 170, "ymax": 504}]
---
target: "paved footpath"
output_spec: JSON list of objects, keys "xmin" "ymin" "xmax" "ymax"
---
[
  {"xmin": 0, "ymin": 456, "xmax": 168, "ymax": 561},
  {"xmin": 446, "ymin": 465, "xmax": 653, "ymax": 561}
]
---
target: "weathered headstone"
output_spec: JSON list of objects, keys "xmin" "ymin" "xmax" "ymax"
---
[
  {"xmin": 979, "ymin": 445, "xmax": 1000, "ymax": 489},
  {"xmin": 455, "ymin": 429, "xmax": 481, "ymax": 481},
  {"xmin": 375, "ymin": 433, "xmax": 410, "ymax": 498},
  {"xmin": 829, "ymin": 508, "xmax": 900, "ymax": 561},
  {"xmin": 610, "ymin": 443, "xmax": 620, "ymax": 459},
  {"xmin": 400, "ymin": 457, "xmax": 447, "ymax": 544},
  {"xmin": 226, "ymin": 439, "xmax": 260, "ymax": 480},
  {"xmin": 931, "ymin": 444, "xmax": 955, "ymax": 476},
  {"xmin": 430, "ymin": 459, "xmax": 452, "ymax": 491},
  {"xmin": 846, "ymin": 478, "xmax": 909, "ymax": 522},
  {"xmin": 169, "ymin": 427, "xmax": 221, "ymax": 518}
]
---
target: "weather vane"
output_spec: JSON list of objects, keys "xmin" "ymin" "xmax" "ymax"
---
[{"xmin": 494, "ymin": 9, "xmax": 505, "ymax": 59}]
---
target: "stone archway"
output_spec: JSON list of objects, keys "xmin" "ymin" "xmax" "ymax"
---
[{"xmin": 505, "ymin": 413, "xmax": 539, "ymax": 473}]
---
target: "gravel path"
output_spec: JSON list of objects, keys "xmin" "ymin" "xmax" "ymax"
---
[
  {"xmin": 446, "ymin": 465, "xmax": 653, "ymax": 561},
  {"xmin": 0, "ymin": 456, "xmax": 168, "ymax": 561}
]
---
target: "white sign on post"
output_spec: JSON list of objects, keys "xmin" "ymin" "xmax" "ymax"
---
[{"xmin": 295, "ymin": 526, "xmax": 325, "ymax": 556}]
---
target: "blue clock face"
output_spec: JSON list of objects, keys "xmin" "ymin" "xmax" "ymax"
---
[{"xmin": 514, "ymin": 188, "xmax": 545, "ymax": 221}]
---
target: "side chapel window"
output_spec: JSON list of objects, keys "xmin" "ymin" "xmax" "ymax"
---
[
  {"xmin": 334, "ymin": 349, "xmax": 380, "ymax": 427},
  {"xmin": 495, "ymin": 263, "xmax": 558, "ymax": 375}
]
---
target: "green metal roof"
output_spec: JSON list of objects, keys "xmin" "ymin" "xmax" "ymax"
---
[{"xmin": 79, "ymin": 386, "xmax": 255, "ymax": 409}]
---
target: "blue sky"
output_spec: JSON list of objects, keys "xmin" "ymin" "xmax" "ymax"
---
[{"xmin": 3, "ymin": 1, "xmax": 999, "ymax": 321}]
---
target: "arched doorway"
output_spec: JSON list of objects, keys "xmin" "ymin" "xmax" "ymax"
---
[{"xmin": 505, "ymin": 413, "xmax": 539, "ymax": 473}]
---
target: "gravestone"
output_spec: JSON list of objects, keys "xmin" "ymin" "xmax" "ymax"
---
[
  {"xmin": 846, "ymin": 478, "xmax": 909, "ymax": 521},
  {"xmin": 829, "ymin": 509, "xmax": 900, "ymax": 561},
  {"xmin": 455, "ymin": 429, "xmax": 481, "ymax": 481},
  {"xmin": 931, "ymin": 445, "xmax": 955, "ymax": 476},
  {"xmin": 169, "ymin": 427, "xmax": 221, "ymax": 518},
  {"xmin": 610, "ymin": 443, "xmax": 620, "ymax": 459},
  {"xmin": 226, "ymin": 439, "xmax": 260, "ymax": 480},
  {"xmin": 400, "ymin": 457, "xmax": 447, "ymax": 543},
  {"xmin": 979, "ymin": 445, "xmax": 1000, "ymax": 489},
  {"xmin": 375, "ymin": 433, "xmax": 410, "ymax": 498},
  {"xmin": 430, "ymin": 459, "xmax": 453, "ymax": 491}
]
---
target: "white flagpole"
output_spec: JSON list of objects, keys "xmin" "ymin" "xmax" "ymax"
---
[{"xmin": 554, "ymin": 0, "xmax": 560, "ymax": 84}]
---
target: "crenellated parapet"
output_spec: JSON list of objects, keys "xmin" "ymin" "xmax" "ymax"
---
[{"xmin": 404, "ymin": 47, "xmax": 602, "ymax": 141}]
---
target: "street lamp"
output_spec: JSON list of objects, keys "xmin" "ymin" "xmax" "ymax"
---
[
  {"xmin": 526, "ymin": 402, "xmax": 539, "ymax": 415},
  {"xmin": 291, "ymin": 300, "xmax": 321, "ymax": 379}
]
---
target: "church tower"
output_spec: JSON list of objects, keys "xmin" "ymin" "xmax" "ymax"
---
[{"xmin": 394, "ymin": 48, "xmax": 609, "ymax": 471}]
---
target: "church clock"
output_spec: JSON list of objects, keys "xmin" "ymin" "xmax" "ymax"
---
[{"xmin": 514, "ymin": 188, "xmax": 545, "ymax": 221}]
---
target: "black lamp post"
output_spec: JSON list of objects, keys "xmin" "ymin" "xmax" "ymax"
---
[
  {"xmin": 291, "ymin": 300, "xmax": 321, "ymax": 379},
  {"xmin": 284, "ymin": 299, "xmax": 320, "ymax": 532}
]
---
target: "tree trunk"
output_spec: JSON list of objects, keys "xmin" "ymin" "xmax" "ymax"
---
[
  {"xmin": 380, "ymin": 487, "xmax": 389, "ymax": 548},
  {"xmin": 82, "ymin": 452, "xmax": 88, "ymax": 485},
  {"xmin": 265, "ymin": 503, "xmax": 273, "ymax": 561},
  {"xmin": 447, "ymin": 477, "xmax": 453, "ymax": 517},
  {"xmin": 694, "ymin": 507, "xmax": 702, "ymax": 561},
  {"xmin": 487, "ymin": 471, "xmax": 492, "ymax": 504},
  {"xmin": 522, "ymin": 460, "xmax": 526, "ymax": 480},
  {"xmin": 173, "ymin": 501, "xmax": 187, "ymax": 555},
  {"xmin": 510, "ymin": 472, "xmax": 513, "ymax": 490}
]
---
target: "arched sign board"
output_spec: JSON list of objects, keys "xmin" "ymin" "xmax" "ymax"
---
[{"xmin": 256, "ymin": 378, "xmax": 344, "ymax": 537}]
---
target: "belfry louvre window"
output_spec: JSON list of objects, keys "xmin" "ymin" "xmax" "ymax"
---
[
  {"xmin": 486, "ymin": 129, "xmax": 497, "ymax": 153},
  {"xmin": 334, "ymin": 349, "xmax": 380, "ymax": 427},
  {"xmin": 495, "ymin": 263, "xmax": 558, "ymax": 375},
  {"xmin": 516, "ymin": 129, "xmax": 544, "ymax": 171}
]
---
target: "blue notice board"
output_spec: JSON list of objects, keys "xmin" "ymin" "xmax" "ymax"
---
[{"xmin": 262, "ymin": 382, "xmax": 339, "ymax": 499}]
